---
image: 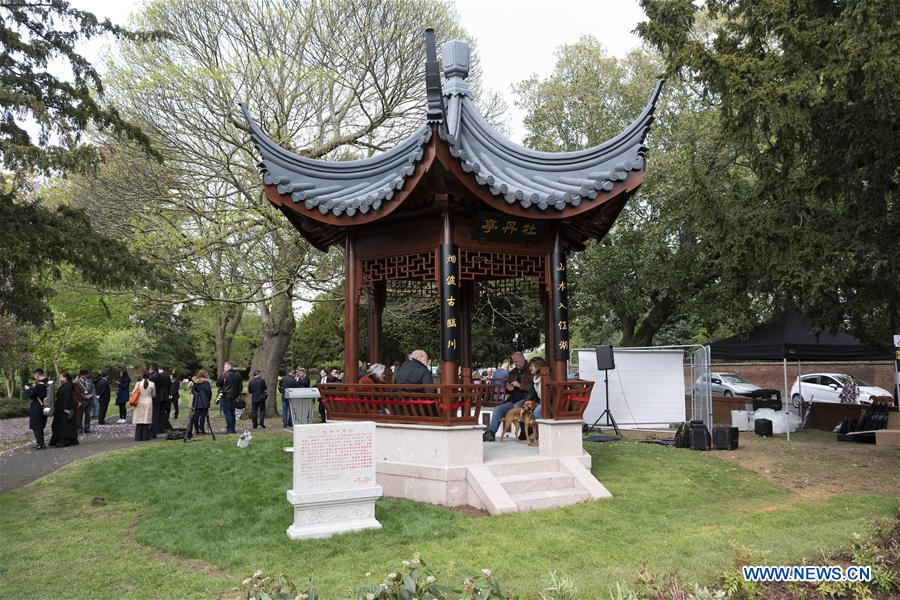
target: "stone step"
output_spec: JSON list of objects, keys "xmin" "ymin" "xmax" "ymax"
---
[
  {"xmin": 509, "ymin": 488, "xmax": 591, "ymax": 512},
  {"xmin": 497, "ymin": 472, "xmax": 574, "ymax": 495},
  {"xmin": 485, "ymin": 458, "xmax": 558, "ymax": 478}
]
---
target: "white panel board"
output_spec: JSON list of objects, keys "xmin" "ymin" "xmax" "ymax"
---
[{"xmin": 578, "ymin": 348, "xmax": 685, "ymax": 428}]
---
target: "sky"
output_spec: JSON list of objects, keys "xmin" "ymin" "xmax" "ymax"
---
[{"xmin": 68, "ymin": 0, "xmax": 646, "ymax": 143}]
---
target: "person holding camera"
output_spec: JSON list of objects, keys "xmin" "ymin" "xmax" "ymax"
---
[
  {"xmin": 216, "ymin": 362, "xmax": 242, "ymax": 434},
  {"xmin": 25, "ymin": 368, "xmax": 49, "ymax": 449}
]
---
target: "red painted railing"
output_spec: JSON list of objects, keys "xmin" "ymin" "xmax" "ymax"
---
[
  {"xmin": 544, "ymin": 377, "xmax": 594, "ymax": 420},
  {"xmin": 318, "ymin": 373, "xmax": 594, "ymax": 425},
  {"xmin": 318, "ymin": 383, "xmax": 485, "ymax": 425}
]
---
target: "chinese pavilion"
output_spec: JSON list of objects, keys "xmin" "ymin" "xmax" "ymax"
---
[
  {"xmin": 242, "ymin": 30, "xmax": 661, "ymax": 425},
  {"xmin": 243, "ymin": 29, "xmax": 661, "ymax": 514}
]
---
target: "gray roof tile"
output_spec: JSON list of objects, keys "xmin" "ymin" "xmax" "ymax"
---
[{"xmin": 241, "ymin": 35, "xmax": 662, "ymax": 218}]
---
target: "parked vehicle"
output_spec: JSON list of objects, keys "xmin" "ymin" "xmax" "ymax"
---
[
  {"xmin": 694, "ymin": 372, "xmax": 763, "ymax": 397},
  {"xmin": 790, "ymin": 373, "xmax": 891, "ymax": 407}
]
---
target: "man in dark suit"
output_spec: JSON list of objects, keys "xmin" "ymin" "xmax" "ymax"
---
[
  {"xmin": 279, "ymin": 369, "xmax": 296, "ymax": 428},
  {"xmin": 292, "ymin": 367, "xmax": 316, "ymax": 423},
  {"xmin": 148, "ymin": 364, "xmax": 162, "ymax": 436},
  {"xmin": 156, "ymin": 366, "xmax": 172, "ymax": 433},
  {"xmin": 95, "ymin": 372, "xmax": 111, "ymax": 425},
  {"xmin": 248, "ymin": 369, "xmax": 267, "ymax": 429},
  {"xmin": 216, "ymin": 362, "xmax": 242, "ymax": 434},
  {"xmin": 25, "ymin": 369, "xmax": 49, "ymax": 449}
]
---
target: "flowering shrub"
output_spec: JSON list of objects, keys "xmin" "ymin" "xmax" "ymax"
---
[{"xmin": 241, "ymin": 555, "xmax": 508, "ymax": 600}]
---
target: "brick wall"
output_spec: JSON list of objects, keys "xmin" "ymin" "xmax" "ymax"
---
[{"xmin": 686, "ymin": 361, "xmax": 895, "ymax": 394}]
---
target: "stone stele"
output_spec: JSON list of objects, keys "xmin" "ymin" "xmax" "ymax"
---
[{"xmin": 286, "ymin": 421, "xmax": 382, "ymax": 540}]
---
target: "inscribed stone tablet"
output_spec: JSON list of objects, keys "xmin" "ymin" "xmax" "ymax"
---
[{"xmin": 293, "ymin": 422, "xmax": 376, "ymax": 493}]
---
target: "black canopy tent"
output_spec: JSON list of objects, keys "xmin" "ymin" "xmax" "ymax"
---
[
  {"xmin": 710, "ymin": 311, "xmax": 891, "ymax": 362},
  {"xmin": 710, "ymin": 311, "xmax": 893, "ymax": 419}
]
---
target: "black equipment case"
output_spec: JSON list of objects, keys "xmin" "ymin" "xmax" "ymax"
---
[
  {"xmin": 754, "ymin": 418, "xmax": 773, "ymax": 437},
  {"xmin": 713, "ymin": 426, "xmax": 739, "ymax": 450}
]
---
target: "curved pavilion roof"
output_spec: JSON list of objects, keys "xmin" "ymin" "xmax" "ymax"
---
[{"xmin": 242, "ymin": 31, "xmax": 663, "ymax": 250}]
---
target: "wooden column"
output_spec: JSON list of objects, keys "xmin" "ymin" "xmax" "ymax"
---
[
  {"xmin": 367, "ymin": 280, "xmax": 386, "ymax": 365},
  {"xmin": 344, "ymin": 234, "xmax": 360, "ymax": 382},
  {"xmin": 548, "ymin": 227, "xmax": 570, "ymax": 414},
  {"xmin": 459, "ymin": 279, "xmax": 474, "ymax": 371},
  {"xmin": 439, "ymin": 208, "xmax": 460, "ymax": 385},
  {"xmin": 540, "ymin": 288, "xmax": 555, "ymax": 418}
]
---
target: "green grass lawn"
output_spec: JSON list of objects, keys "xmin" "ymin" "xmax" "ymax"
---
[{"xmin": 1, "ymin": 432, "xmax": 897, "ymax": 599}]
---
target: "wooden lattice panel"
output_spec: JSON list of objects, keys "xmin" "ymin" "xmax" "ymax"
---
[
  {"xmin": 362, "ymin": 251, "xmax": 435, "ymax": 285},
  {"xmin": 459, "ymin": 250, "xmax": 545, "ymax": 282}
]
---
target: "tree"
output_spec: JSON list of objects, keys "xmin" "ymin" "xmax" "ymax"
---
[
  {"xmin": 0, "ymin": 1, "xmax": 159, "ymax": 326},
  {"xmin": 288, "ymin": 296, "xmax": 345, "ymax": 371},
  {"xmin": 637, "ymin": 0, "xmax": 900, "ymax": 342},
  {"xmin": 27, "ymin": 271, "xmax": 135, "ymax": 373},
  {"xmin": 0, "ymin": 191, "xmax": 154, "ymax": 326},
  {"xmin": 515, "ymin": 39, "xmax": 757, "ymax": 347},
  {"xmin": 96, "ymin": 327, "xmax": 152, "ymax": 369},
  {"xmin": 77, "ymin": 0, "xmax": 497, "ymax": 414},
  {"xmin": 1, "ymin": 0, "xmax": 159, "ymax": 176},
  {"xmin": 0, "ymin": 317, "xmax": 31, "ymax": 398}
]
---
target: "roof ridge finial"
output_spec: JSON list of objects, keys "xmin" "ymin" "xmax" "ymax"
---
[
  {"xmin": 441, "ymin": 39, "xmax": 470, "ymax": 97},
  {"xmin": 424, "ymin": 28, "xmax": 445, "ymax": 124}
]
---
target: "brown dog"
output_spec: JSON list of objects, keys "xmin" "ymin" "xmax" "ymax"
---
[
  {"xmin": 499, "ymin": 400, "xmax": 538, "ymax": 443},
  {"xmin": 522, "ymin": 404, "xmax": 539, "ymax": 446}
]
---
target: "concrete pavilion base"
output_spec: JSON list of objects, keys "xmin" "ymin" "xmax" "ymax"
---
[
  {"xmin": 374, "ymin": 423, "xmax": 484, "ymax": 508},
  {"xmin": 373, "ymin": 420, "xmax": 611, "ymax": 515}
]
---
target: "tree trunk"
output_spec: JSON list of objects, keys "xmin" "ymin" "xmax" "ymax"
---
[
  {"xmin": 250, "ymin": 288, "xmax": 295, "ymax": 417},
  {"xmin": 214, "ymin": 308, "xmax": 243, "ymax": 373},
  {"xmin": 619, "ymin": 296, "xmax": 677, "ymax": 347},
  {"xmin": 2, "ymin": 371, "xmax": 14, "ymax": 399}
]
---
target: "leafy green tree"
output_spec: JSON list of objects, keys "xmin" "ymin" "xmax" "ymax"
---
[
  {"xmin": 28, "ymin": 273, "xmax": 134, "ymax": 372},
  {"xmin": 637, "ymin": 0, "xmax": 900, "ymax": 342},
  {"xmin": 96, "ymin": 327, "xmax": 152, "ymax": 370},
  {"xmin": 136, "ymin": 305, "xmax": 201, "ymax": 375},
  {"xmin": 0, "ymin": 1, "xmax": 159, "ymax": 326},
  {"xmin": 1, "ymin": 0, "xmax": 159, "ymax": 176},
  {"xmin": 76, "ymin": 0, "xmax": 493, "ymax": 413},
  {"xmin": 288, "ymin": 297, "xmax": 345, "ymax": 371},
  {"xmin": 0, "ymin": 317, "xmax": 32, "ymax": 398},
  {"xmin": 515, "ymin": 39, "xmax": 757, "ymax": 347}
]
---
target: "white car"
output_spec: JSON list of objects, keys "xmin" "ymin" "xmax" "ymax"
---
[
  {"xmin": 694, "ymin": 372, "xmax": 763, "ymax": 397},
  {"xmin": 790, "ymin": 373, "xmax": 891, "ymax": 407}
]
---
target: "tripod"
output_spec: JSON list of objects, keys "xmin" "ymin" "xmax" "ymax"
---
[
  {"xmin": 183, "ymin": 403, "xmax": 216, "ymax": 442},
  {"xmin": 586, "ymin": 369, "xmax": 620, "ymax": 436}
]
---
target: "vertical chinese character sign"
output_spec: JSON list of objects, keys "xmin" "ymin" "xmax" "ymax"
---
[
  {"xmin": 551, "ymin": 251, "xmax": 570, "ymax": 361},
  {"xmin": 441, "ymin": 244, "xmax": 460, "ymax": 361}
]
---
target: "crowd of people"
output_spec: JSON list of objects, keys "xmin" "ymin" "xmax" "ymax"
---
[
  {"xmin": 24, "ymin": 364, "xmax": 188, "ymax": 448},
  {"xmin": 23, "ymin": 349, "xmax": 548, "ymax": 450}
]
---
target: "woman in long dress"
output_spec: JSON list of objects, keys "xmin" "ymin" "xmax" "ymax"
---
[
  {"xmin": 49, "ymin": 373, "xmax": 79, "ymax": 447},
  {"xmin": 133, "ymin": 372, "xmax": 156, "ymax": 442}
]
